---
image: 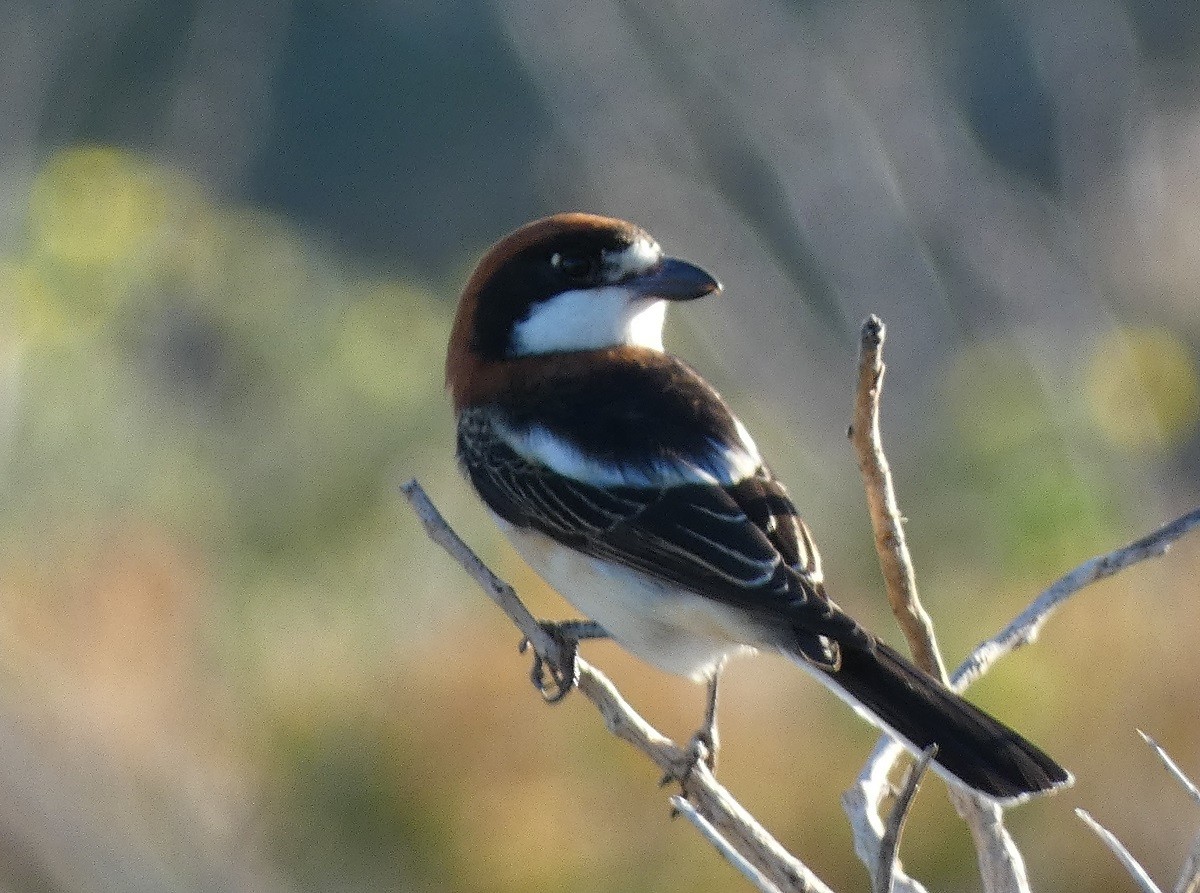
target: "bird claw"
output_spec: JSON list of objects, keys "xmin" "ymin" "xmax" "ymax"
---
[
  {"xmin": 692, "ymin": 727, "xmax": 718, "ymax": 773},
  {"xmin": 518, "ymin": 620, "xmax": 606, "ymax": 703},
  {"xmin": 520, "ymin": 629, "xmax": 578, "ymax": 703},
  {"xmin": 660, "ymin": 732, "xmax": 716, "ymax": 787}
]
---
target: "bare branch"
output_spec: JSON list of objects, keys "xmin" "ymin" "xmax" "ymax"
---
[
  {"xmin": 1074, "ymin": 733, "xmax": 1200, "ymax": 893},
  {"xmin": 1076, "ymin": 809, "xmax": 1164, "ymax": 893},
  {"xmin": 1138, "ymin": 730, "xmax": 1200, "ymax": 809},
  {"xmin": 846, "ymin": 316, "xmax": 1031, "ymax": 893},
  {"xmin": 953, "ymin": 795, "xmax": 1032, "ymax": 893},
  {"xmin": 953, "ymin": 507, "xmax": 1200, "ymax": 692},
  {"xmin": 670, "ymin": 795, "xmax": 784, "ymax": 893},
  {"xmin": 845, "ymin": 315, "xmax": 1200, "ymax": 893},
  {"xmin": 401, "ymin": 480, "xmax": 557, "ymax": 658},
  {"xmin": 1173, "ymin": 830, "xmax": 1200, "ymax": 893},
  {"xmin": 849, "ymin": 315, "xmax": 946, "ymax": 682},
  {"xmin": 403, "ymin": 478, "xmax": 835, "ymax": 893},
  {"xmin": 1132, "ymin": 731, "xmax": 1200, "ymax": 893},
  {"xmin": 938, "ymin": 514, "xmax": 1200, "ymax": 886},
  {"xmin": 875, "ymin": 745, "xmax": 936, "ymax": 893},
  {"xmin": 843, "ymin": 737, "xmax": 928, "ymax": 893}
]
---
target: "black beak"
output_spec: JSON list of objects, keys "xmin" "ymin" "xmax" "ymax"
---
[{"xmin": 629, "ymin": 257, "xmax": 721, "ymax": 302}]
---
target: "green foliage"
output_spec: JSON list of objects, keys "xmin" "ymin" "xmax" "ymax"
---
[
  {"xmin": 5, "ymin": 146, "xmax": 448, "ymax": 570},
  {"xmin": 2, "ymin": 145, "xmax": 462, "ymax": 888},
  {"xmin": 923, "ymin": 337, "xmax": 1134, "ymax": 576}
]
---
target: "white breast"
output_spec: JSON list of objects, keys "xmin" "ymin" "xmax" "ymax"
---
[{"xmin": 494, "ymin": 516, "xmax": 758, "ymax": 681}]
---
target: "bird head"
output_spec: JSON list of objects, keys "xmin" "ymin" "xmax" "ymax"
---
[{"xmin": 446, "ymin": 213, "xmax": 720, "ymax": 407}]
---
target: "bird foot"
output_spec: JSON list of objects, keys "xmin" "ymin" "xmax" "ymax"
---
[
  {"xmin": 661, "ymin": 729, "xmax": 718, "ymax": 787},
  {"xmin": 519, "ymin": 620, "xmax": 607, "ymax": 703},
  {"xmin": 691, "ymin": 725, "xmax": 719, "ymax": 774}
]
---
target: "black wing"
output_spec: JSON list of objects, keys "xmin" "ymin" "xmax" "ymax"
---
[{"xmin": 458, "ymin": 409, "xmax": 872, "ymax": 664}]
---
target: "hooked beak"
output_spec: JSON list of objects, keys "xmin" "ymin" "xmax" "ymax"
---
[{"xmin": 628, "ymin": 257, "xmax": 721, "ymax": 302}]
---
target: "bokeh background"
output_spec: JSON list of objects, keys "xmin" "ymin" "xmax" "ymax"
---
[{"xmin": 2, "ymin": 0, "xmax": 1200, "ymax": 890}]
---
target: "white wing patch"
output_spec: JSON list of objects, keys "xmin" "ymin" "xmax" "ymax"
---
[{"xmin": 499, "ymin": 420, "xmax": 761, "ymax": 488}]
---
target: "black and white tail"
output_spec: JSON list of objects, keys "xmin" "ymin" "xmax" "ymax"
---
[{"xmin": 794, "ymin": 640, "xmax": 1071, "ymax": 805}]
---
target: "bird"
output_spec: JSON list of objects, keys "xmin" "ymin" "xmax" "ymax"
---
[{"xmin": 446, "ymin": 211, "xmax": 1072, "ymax": 805}]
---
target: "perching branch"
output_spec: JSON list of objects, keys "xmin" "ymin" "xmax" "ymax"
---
[
  {"xmin": 403, "ymin": 480, "xmax": 564, "ymax": 667},
  {"xmin": 402, "ymin": 479, "xmax": 833, "ymax": 893}
]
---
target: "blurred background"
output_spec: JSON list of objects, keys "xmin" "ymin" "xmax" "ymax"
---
[{"xmin": 2, "ymin": 0, "xmax": 1200, "ymax": 890}]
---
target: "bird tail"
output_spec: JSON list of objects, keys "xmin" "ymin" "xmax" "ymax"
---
[{"xmin": 791, "ymin": 640, "xmax": 1071, "ymax": 805}]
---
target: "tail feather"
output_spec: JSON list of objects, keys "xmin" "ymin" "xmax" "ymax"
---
[{"xmin": 794, "ymin": 640, "xmax": 1071, "ymax": 805}]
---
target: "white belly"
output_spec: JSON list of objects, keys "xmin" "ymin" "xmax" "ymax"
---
[{"xmin": 494, "ymin": 516, "xmax": 758, "ymax": 680}]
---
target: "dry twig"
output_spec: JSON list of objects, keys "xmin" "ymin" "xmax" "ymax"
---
[
  {"xmin": 953, "ymin": 508, "xmax": 1200, "ymax": 692},
  {"xmin": 874, "ymin": 745, "xmax": 936, "ymax": 893},
  {"xmin": 1076, "ymin": 808, "xmax": 1163, "ymax": 893},
  {"xmin": 849, "ymin": 315, "xmax": 946, "ymax": 682},
  {"xmin": 1176, "ymin": 831, "xmax": 1200, "ymax": 893},
  {"xmin": 1139, "ymin": 730, "xmax": 1200, "ymax": 809},
  {"xmin": 1075, "ymin": 733, "xmax": 1200, "ymax": 893},
  {"xmin": 846, "ymin": 316, "xmax": 1031, "ymax": 893},
  {"xmin": 670, "ymin": 795, "xmax": 783, "ymax": 893}
]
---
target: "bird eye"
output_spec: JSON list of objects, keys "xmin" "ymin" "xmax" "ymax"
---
[{"xmin": 550, "ymin": 252, "xmax": 599, "ymax": 283}]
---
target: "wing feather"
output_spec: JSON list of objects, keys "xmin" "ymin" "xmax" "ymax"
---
[{"xmin": 458, "ymin": 408, "xmax": 870, "ymax": 662}]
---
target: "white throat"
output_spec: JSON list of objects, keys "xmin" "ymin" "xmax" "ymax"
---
[{"xmin": 511, "ymin": 288, "xmax": 668, "ymax": 355}]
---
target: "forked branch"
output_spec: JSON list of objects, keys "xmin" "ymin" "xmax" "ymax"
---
[{"xmin": 844, "ymin": 315, "xmax": 1200, "ymax": 893}]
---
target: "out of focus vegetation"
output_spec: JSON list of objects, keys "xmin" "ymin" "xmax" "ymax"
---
[{"xmin": 2, "ymin": 2, "xmax": 1200, "ymax": 892}]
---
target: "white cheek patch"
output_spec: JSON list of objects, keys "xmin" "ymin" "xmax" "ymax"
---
[
  {"xmin": 500, "ymin": 421, "xmax": 761, "ymax": 488},
  {"xmin": 624, "ymin": 300, "xmax": 667, "ymax": 352},
  {"xmin": 511, "ymin": 288, "xmax": 667, "ymax": 355}
]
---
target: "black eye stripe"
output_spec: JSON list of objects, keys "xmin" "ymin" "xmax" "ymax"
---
[{"xmin": 551, "ymin": 251, "xmax": 600, "ymax": 282}]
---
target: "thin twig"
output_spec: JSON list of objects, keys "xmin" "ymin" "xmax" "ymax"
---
[
  {"xmin": 403, "ymin": 479, "xmax": 834, "ymax": 893},
  {"xmin": 1132, "ymin": 731, "xmax": 1200, "ymax": 893},
  {"xmin": 849, "ymin": 315, "xmax": 946, "ymax": 682},
  {"xmin": 1174, "ymin": 830, "xmax": 1200, "ymax": 893},
  {"xmin": 401, "ymin": 480, "xmax": 561, "ymax": 662},
  {"xmin": 953, "ymin": 795, "xmax": 1032, "ymax": 893},
  {"xmin": 1138, "ymin": 730, "xmax": 1200, "ymax": 808},
  {"xmin": 670, "ymin": 795, "xmax": 783, "ymax": 893},
  {"xmin": 846, "ymin": 316, "xmax": 1029, "ymax": 893},
  {"xmin": 875, "ymin": 745, "xmax": 936, "ymax": 893},
  {"xmin": 842, "ymin": 736, "xmax": 927, "ymax": 893},
  {"xmin": 953, "ymin": 507, "xmax": 1200, "ymax": 692},
  {"xmin": 1076, "ymin": 809, "xmax": 1164, "ymax": 893}
]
